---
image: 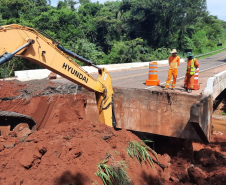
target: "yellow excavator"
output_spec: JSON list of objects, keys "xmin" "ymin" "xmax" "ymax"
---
[{"xmin": 0, "ymin": 24, "xmax": 117, "ymax": 132}]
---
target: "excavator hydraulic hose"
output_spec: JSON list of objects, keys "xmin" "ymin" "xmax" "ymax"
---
[
  {"xmin": 57, "ymin": 45, "xmax": 101, "ymax": 70},
  {"xmin": 0, "ymin": 40, "xmax": 34, "ymax": 65}
]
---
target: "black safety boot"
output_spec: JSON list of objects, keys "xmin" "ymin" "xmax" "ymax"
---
[{"xmin": 188, "ymin": 89, "xmax": 192, "ymax": 93}]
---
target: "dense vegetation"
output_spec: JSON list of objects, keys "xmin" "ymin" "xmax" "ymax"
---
[{"xmin": 0, "ymin": 0, "xmax": 226, "ymax": 77}]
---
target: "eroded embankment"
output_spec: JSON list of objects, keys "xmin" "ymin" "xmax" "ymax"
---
[
  {"xmin": 0, "ymin": 94, "xmax": 87, "ymax": 129},
  {"xmin": 0, "ymin": 80, "xmax": 226, "ymax": 185}
]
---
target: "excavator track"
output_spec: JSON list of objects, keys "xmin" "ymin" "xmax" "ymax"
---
[{"xmin": 0, "ymin": 111, "xmax": 36, "ymax": 135}]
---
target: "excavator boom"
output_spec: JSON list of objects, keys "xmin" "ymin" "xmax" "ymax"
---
[{"xmin": 0, "ymin": 24, "xmax": 116, "ymax": 129}]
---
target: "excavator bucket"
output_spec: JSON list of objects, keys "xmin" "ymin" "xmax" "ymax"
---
[{"xmin": 0, "ymin": 111, "xmax": 36, "ymax": 136}]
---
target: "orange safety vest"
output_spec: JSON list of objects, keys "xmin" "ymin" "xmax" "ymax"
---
[
  {"xmin": 186, "ymin": 58, "xmax": 196, "ymax": 75},
  {"xmin": 169, "ymin": 56, "xmax": 179, "ymax": 69}
]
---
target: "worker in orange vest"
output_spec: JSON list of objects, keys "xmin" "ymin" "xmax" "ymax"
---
[
  {"xmin": 164, "ymin": 49, "xmax": 180, "ymax": 90},
  {"xmin": 185, "ymin": 52, "xmax": 199, "ymax": 93}
]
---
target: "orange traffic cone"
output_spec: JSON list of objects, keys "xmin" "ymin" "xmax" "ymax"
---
[
  {"xmin": 146, "ymin": 62, "xmax": 160, "ymax": 86},
  {"xmin": 193, "ymin": 64, "xmax": 200, "ymax": 90}
]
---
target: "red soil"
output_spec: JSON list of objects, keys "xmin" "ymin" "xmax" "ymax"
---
[
  {"xmin": 0, "ymin": 94, "xmax": 87, "ymax": 129},
  {"xmin": 0, "ymin": 80, "xmax": 226, "ymax": 185},
  {"xmin": 0, "ymin": 80, "xmax": 61, "ymax": 99},
  {"xmin": 0, "ymin": 81, "xmax": 24, "ymax": 97},
  {"xmin": 0, "ymin": 119, "xmax": 160, "ymax": 185},
  {"xmin": 0, "ymin": 93, "xmax": 166, "ymax": 185}
]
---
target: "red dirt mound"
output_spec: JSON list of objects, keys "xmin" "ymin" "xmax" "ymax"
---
[
  {"xmin": 0, "ymin": 80, "xmax": 168, "ymax": 184},
  {"xmin": 154, "ymin": 131, "xmax": 226, "ymax": 185},
  {"xmin": 0, "ymin": 119, "xmax": 169, "ymax": 185}
]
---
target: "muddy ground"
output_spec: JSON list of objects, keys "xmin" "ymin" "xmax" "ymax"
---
[
  {"xmin": 212, "ymin": 96, "xmax": 226, "ymax": 132},
  {"xmin": 0, "ymin": 80, "xmax": 226, "ymax": 185}
]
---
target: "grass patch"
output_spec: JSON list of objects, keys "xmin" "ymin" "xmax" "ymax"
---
[
  {"xmin": 95, "ymin": 160, "xmax": 132, "ymax": 185},
  {"xmin": 177, "ymin": 46, "xmax": 226, "ymax": 60},
  {"xmin": 126, "ymin": 140, "xmax": 158, "ymax": 168},
  {"xmin": 143, "ymin": 139, "xmax": 155, "ymax": 150},
  {"xmin": 193, "ymin": 45, "xmax": 226, "ymax": 56},
  {"xmin": 195, "ymin": 47, "xmax": 226, "ymax": 60}
]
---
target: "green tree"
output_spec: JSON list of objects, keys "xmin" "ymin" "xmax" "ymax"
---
[
  {"xmin": 119, "ymin": 0, "xmax": 207, "ymax": 49},
  {"xmin": 79, "ymin": 0, "xmax": 90, "ymax": 5},
  {"xmin": 1, "ymin": 0, "xmax": 226, "ymax": 77},
  {"xmin": 104, "ymin": 38, "xmax": 147, "ymax": 64},
  {"xmin": 94, "ymin": 1, "xmax": 122, "ymax": 52},
  {"xmin": 71, "ymin": 38, "xmax": 106, "ymax": 65},
  {"xmin": 0, "ymin": 0, "xmax": 31, "ymax": 19},
  {"xmin": 192, "ymin": 30, "xmax": 208, "ymax": 52}
]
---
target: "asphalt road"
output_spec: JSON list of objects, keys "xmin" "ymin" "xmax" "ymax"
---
[{"xmin": 104, "ymin": 50, "xmax": 226, "ymax": 89}]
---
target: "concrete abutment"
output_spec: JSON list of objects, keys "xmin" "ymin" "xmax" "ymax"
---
[{"xmin": 83, "ymin": 88, "xmax": 212, "ymax": 142}]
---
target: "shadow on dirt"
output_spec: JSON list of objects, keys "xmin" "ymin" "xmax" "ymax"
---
[
  {"xmin": 213, "ymin": 88, "xmax": 226, "ymax": 112},
  {"xmin": 141, "ymin": 171, "xmax": 162, "ymax": 185},
  {"xmin": 194, "ymin": 148, "xmax": 226, "ymax": 172},
  {"xmin": 54, "ymin": 171, "xmax": 88, "ymax": 185},
  {"xmin": 220, "ymin": 99, "xmax": 226, "ymax": 114},
  {"xmin": 131, "ymin": 130, "xmax": 189, "ymax": 157}
]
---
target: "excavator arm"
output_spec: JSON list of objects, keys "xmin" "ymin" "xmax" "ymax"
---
[{"xmin": 0, "ymin": 24, "xmax": 116, "ymax": 128}]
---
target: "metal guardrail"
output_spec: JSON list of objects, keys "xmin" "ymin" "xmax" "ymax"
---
[{"xmin": 194, "ymin": 47, "xmax": 226, "ymax": 58}]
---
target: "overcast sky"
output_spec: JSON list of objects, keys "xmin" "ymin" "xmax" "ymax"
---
[
  {"xmin": 207, "ymin": 0, "xmax": 226, "ymax": 21},
  {"xmin": 50, "ymin": 0, "xmax": 226, "ymax": 21}
]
